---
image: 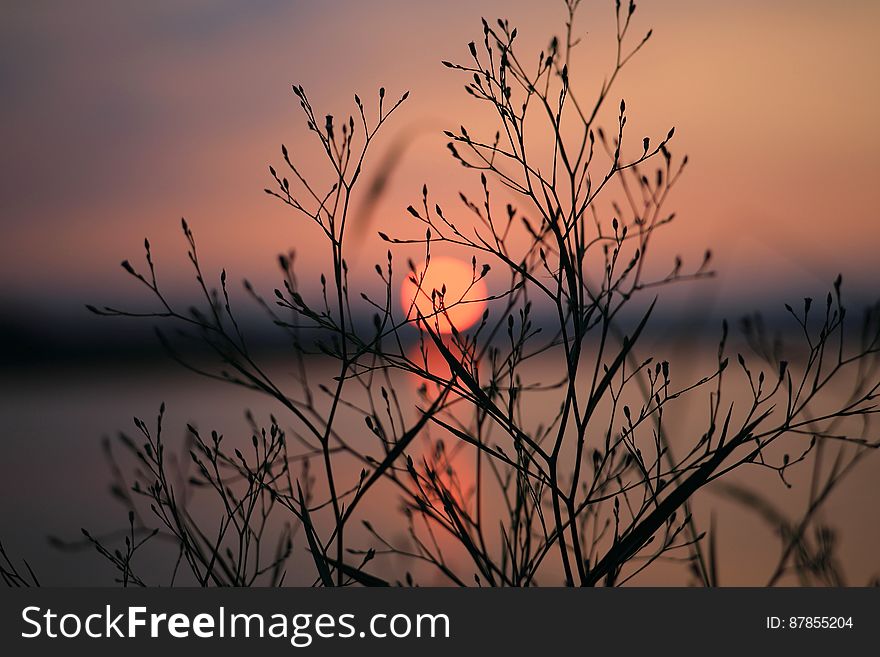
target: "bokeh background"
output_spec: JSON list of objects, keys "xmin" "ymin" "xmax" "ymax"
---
[{"xmin": 1, "ymin": 0, "xmax": 879, "ymax": 584}]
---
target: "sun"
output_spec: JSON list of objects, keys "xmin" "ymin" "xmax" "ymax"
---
[{"xmin": 400, "ymin": 256, "xmax": 488, "ymax": 333}]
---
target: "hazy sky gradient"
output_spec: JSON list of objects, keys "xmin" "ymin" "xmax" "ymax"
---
[{"xmin": 2, "ymin": 0, "xmax": 878, "ymax": 321}]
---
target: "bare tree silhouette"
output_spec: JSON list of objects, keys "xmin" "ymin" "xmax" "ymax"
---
[{"xmin": 38, "ymin": 0, "xmax": 879, "ymax": 587}]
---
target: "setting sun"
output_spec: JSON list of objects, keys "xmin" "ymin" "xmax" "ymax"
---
[{"xmin": 400, "ymin": 256, "xmax": 488, "ymax": 333}]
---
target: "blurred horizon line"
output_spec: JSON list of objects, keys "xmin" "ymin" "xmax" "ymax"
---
[{"xmin": 4, "ymin": 285, "xmax": 877, "ymax": 368}]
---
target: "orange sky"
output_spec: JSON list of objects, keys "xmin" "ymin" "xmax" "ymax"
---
[{"xmin": 2, "ymin": 0, "xmax": 878, "ymax": 318}]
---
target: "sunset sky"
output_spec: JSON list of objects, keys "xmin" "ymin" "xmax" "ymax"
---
[{"xmin": 2, "ymin": 0, "xmax": 879, "ymax": 328}]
